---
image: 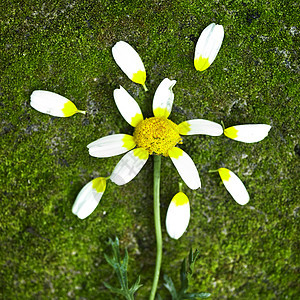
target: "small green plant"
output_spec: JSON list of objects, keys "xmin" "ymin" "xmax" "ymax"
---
[
  {"xmin": 104, "ymin": 237, "xmax": 142, "ymax": 300},
  {"xmin": 161, "ymin": 249, "xmax": 211, "ymax": 300}
]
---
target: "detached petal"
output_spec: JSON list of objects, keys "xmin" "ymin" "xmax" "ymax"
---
[
  {"xmin": 110, "ymin": 148, "xmax": 149, "ymax": 185},
  {"xmin": 112, "ymin": 41, "xmax": 147, "ymax": 88},
  {"xmin": 113, "ymin": 86, "xmax": 144, "ymax": 127},
  {"xmin": 224, "ymin": 124, "xmax": 271, "ymax": 143},
  {"xmin": 30, "ymin": 90, "xmax": 85, "ymax": 117},
  {"xmin": 166, "ymin": 192, "xmax": 190, "ymax": 239},
  {"xmin": 218, "ymin": 168, "xmax": 249, "ymax": 205},
  {"xmin": 87, "ymin": 134, "xmax": 136, "ymax": 158},
  {"xmin": 168, "ymin": 147, "xmax": 201, "ymax": 190},
  {"xmin": 178, "ymin": 119, "xmax": 223, "ymax": 136},
  {"xmin": 194, "ymin": 23, "xmax": 224, "ymax": 71},
  {"xmin": 72, "ymin": 177, "xmax": 106, "ymax": 219},
  {"xmin": 152, "ymin": 78, "xmax": 176, "ymax": 118}
]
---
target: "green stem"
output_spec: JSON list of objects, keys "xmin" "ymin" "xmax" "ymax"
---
[
  {"xmin": 221, "ymin": 120, "xmax": 225, "ymax": 130},
  {"xmin": 77, "ymin": 109, "xmax": 86, "ymax": 115},
  {"xmin": 149, "ymin": 155, "xmax": 162, "ymax": 300},
  {"xmin": 142, "ymin": 83, "xmax": 148, "ymax": 92},
  {"xmin": 179, "ymin": 182, "xmax": 183, "ymax": 192}
]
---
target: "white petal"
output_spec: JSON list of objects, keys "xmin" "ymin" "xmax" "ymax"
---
[
  {"xmin": 110, "ymin": 148, "xmax": 149, "ymax": 185},
  {"xmin": 166, "ymin": 192, "xmax": 190, "ymax": 239},
  {"xmin": 218, "ymin": 168, "xmax": 249, "ymax": 205},
  {"xmin": 224, "ymin": 124, "xmax": 271, "ymax": 143},
  {"xmin": 168, "ymin": 147, "xmax": 201, "ymax": 190},
  {"xmin": 72, "ymin": 177, "xmax": 106, "ymax": 219},
  {"xmin": 113, "ymin": 86, "xmax": 144, "ymax": 127},
  {"xmin": 112, "ymin": 41, "xmax": 146, "ymax": 86},
  {"xmin": 194, "ymin": 23, "xmax": 224, "ymax": 71},
  {"xmin": 152, "ymin": 78, "xmax": 176, "ymax": 118},
  {"xmin": 30, "ymin": 90, "xmax": 81, "ymax": 117},
  {"xmin": 178, "ymin": 119, "xmax": 223, "ymax": 136},
  {"xmin": 87, "ymin": 134, "xmax": 136, "ymax": 158}
]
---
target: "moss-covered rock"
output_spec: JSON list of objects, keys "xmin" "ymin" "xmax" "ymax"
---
[{"xmin": 1, "ymin": 0, "xmax": 299, "ymax": 299}]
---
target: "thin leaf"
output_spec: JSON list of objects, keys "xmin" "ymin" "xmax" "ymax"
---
[
  {"xmin": 180, "ymin": 257, "xmax": 188, "ymax": 292},
  {"xmin": 103, "ymin": 282, "xmax": 126, "ymax": 296},
  {"xmin": 163, "ymin": 274, "xmax": 178, "ymax": 299},
  {"xmin": 104, "ymin": 237, "xmax": 142, "ymax": 299},
  {"xmin": 188, "ymin": 248, "xmax": 193, "ymax": 266},
  {"xmin": 187, "ymin": 249, "xmax": 200, "ymax": 282},
  {"xmin": 104, "ymin": 253, "xmax": 117, "ymax": 268},
  {"xmin": 183, "ymin": 292, "xmax": 211, "ymax": 299},
  {"xmin": 163, "ymin": 248, "xmax": 210, "ymax": 300},
  {"xmin": 129, "ymin": 276, "xmax": 143, "ymax": 294},
  {"xmin": 157, "ymin": 294, "xmax": 163, "ymax": 300},
  {"xmin": 122, "ymin": 249, "xmax": 129, "ymax": 288}
]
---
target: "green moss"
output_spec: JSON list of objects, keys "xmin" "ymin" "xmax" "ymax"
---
[{"xmin": 1, "ymin": 0, "xmax": 299, "ymax": 299}]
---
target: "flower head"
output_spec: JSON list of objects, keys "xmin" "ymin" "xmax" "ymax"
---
[
  {"xmin": 81, "ymin": 77, "xmax": 225, "ymax": 219},
  {"xmin": 133, "ymin": 116, "xmax": 181, "ymax": 156},
  {"xmin": 87, "ymin": 78, "xmax": 224, "ymax": 190}
]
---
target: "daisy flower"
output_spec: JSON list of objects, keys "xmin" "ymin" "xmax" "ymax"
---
[
  {"xmin": 87, "ymin": 78, "xmax": 223, "ymax": 190},
  {"xmin": 72, "ymin": 78, "xmax": 224, "ymax": 220}
]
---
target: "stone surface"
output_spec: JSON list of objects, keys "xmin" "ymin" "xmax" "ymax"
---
[{"xmin": 1, "ymin": 0, "xmax": 299, "ymax": 299}]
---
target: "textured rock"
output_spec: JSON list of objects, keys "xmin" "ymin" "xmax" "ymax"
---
[{"xmin": 0, "ymin": 0, "xmax": 299, "ymax": 299}]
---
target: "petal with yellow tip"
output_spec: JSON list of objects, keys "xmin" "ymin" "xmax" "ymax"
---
[
  {"xmin": 224, "ymin": 124, "xmax": 271, "ymax": 143},
  {"xmin": 72, "ymin": 177, "xmax": 106, "ymax": 219},
  {"xmin": 113, "ymin": 86, "xmax": 144, "ymax": 127},
  {"xmin": 30, "ymin": 90, "xmax": 85, "ymax": 117},
  {"xmin": 112, "ymin": 41, "xmax": 146, "ymax": 86},
  {"xmin": 166, "ymin": 192, "xmax": 190, "ymax": 239},
  {"xmin": 110, "ymin": 148, "xmax": 149, "ymax": 185},
  {"xmin": 218, "ymin": 168, "xmax": 249, "ymax": 205},
  {"xmin": 87, "ymin": 134, "xmax": 136, "ymax": 158},
  {"xmin": 194, "ymin": 23, "xmax": 224, "ymax": 71},
  {"xmin": 168, "ymin": 147, "xmax": 201, "ymax": 190},
  {"xmin": 152, "ymin": 78, "xmax": 176, "ymax": 118},
  {"xmin": 178, "ymin": 119, "xmax": 223, "ymax": 136}
]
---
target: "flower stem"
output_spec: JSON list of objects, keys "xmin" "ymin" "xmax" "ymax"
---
[
  {"xmin": 221, "ymin": 120, "xmax": 225, "ymax": 130},
  {"xmin": 179, "ymin": 182, "xmax": 183, "ymax": 192},
  {"xmin": 142, "ymin": 83, "xmax": 149, "ymax": 92},
  {"xmin": 77, "ymin": 110, "xmax": 86, "ymax": 115},
  {"xmin": 149, "ymin": 155, "xmax": 162, "ymax": 300}
]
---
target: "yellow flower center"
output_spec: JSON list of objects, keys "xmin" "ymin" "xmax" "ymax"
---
[{"xmin": 133, "ymin": 117, "xmax": 181, "ymax": 156}]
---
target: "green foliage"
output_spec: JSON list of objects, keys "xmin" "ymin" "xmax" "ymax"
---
[
  {"xmin": 104, "ymin": 237, "xmax": 142, "ymax": 300},
  {"xmin": 162, "ymin": 249, "xmax": 211, "ymax": 299}
]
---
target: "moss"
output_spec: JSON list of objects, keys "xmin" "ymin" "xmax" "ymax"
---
[{"xmin": 1, "ymin": 0, "xmax": 299, "ymax": 299}]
